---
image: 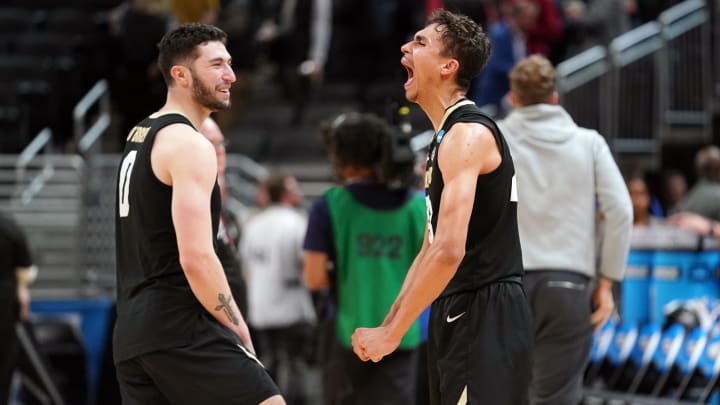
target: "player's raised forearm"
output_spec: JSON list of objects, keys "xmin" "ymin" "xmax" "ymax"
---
[
  {"xmin": 382, "ymin": 248, "xmax": 428, "ymax": 326},
  {"xmin": 386, "ymin": 242, "xmax": 463, "ymax": 341},
  {"xmin": 383, "ymin": 227, "xmax": 430, "ymax": 326}
]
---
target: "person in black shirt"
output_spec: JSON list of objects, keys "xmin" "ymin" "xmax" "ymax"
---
[
  {"xmin": 0, "ymin": 211, "xmax": 35, "ymax": 404},
  {"xmin": 113, "ymin": 23, "xmax": 284, "ymax": 405},
  {"xmin": 351, "ymin": 10, "xmax": 533, "ymax": 404}
]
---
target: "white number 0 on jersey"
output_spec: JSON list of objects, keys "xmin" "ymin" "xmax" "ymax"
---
[{"xmin": 118, "ymin": 151, "xmax": 137, "ymax": 218}]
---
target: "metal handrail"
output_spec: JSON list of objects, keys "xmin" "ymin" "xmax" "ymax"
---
[
  {"xmin": 659, "ymin": 0, "xmax": 706, "ymax": 30},
  {"xmin": 225, "ymin": 154, "xmax": 269, "ymax": 182},
  {"xmin": 658, "ymin": 0, "xmax": 711, "ymax": 135},
  {"xmin": 15, "ymin": 127, "xmax": 52, "ymax": 200},
  {"xmin": 16, "ymin": 127, "xmax": 51, "ymax": 171},
  {"xmin": 74, "ymin": 79, "xmax": 111, "ymax": 155},
  {"xmin": 556, "ymin": 46, "xmax": 609, "ymax": 94},
  {"xmin": 610, "ymin": 22, "xmax": 664, "ymax": 67}
]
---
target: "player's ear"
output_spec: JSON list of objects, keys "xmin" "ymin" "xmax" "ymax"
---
[
  {"xmin": 441, "ymin": 59, "xmax": 459, "ymax": 77},
  {"xmin": 171, "ymin": 65, "xmax": 190, "ymax": 87}
]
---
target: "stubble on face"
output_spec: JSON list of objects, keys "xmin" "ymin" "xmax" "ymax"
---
[{"xmin": 190, "ymin": 67, "xmax": 231, "ymax": 112}]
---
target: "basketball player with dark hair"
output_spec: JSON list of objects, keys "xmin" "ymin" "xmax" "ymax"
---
[
  {"xmin": 351, "ymin": 10, "xmax": 533, "ymax": 404},
  {"xmin": 114, "ymin": 23, "xmax": 284, "ymax": 404}
]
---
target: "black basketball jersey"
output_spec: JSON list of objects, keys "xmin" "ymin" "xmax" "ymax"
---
[
  {"xmin": 424, "ymin": 100, "xmax": 523, "ymax": 297},
  {"xmin": 114, "ymin": 113, "xmax": 222, "ymax": 362}
]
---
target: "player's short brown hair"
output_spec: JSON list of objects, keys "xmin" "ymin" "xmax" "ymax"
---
[
  {"xmin": 157, "ymin": 23, "xmax": 227, "ymax": 86},
  {"xmin": 428, "ymin": 9, "xmax": 491, "ymax": 91}
]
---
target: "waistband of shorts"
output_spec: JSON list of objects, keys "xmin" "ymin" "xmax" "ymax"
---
[{"xmin": 439, "ymin": 275, "xmax": 523, "ymax": 299}]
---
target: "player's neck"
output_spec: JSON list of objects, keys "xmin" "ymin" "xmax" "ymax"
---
[
  {"xmin": 420, "ymin": 89, "xmax": 468, "ymax": 133},
  {"xmin": 160, "ymin": 91, "xmax": 211, "ymax": 131}
]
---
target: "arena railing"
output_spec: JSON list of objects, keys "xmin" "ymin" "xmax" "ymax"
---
[
  {"xmin": 658, "ymin": 0, "xmax": 711, "ymax": 141},
  {"xmin": 74, "ymin": 79, "xmax": 111, "ymax": 156},
  {"xmin": 0, "ymin": 135, "xmax": 87, "ymax": 299},
  {"xmin": 557, "ymin": 0, "xmax": 712, "ymax": 165},
  {"xmin": 557, "ymin": 46, "xmax": 613, "ymax": 145},
  {"xmin": 608, "ymin": 21, "xmax": 665, "ymax": 157}
]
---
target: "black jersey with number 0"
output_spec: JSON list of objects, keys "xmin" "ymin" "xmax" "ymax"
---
[
  {"xmin": 114, "ymin": 113, "xmax": 222, "ymax": 362},
  {"xmin": 424, "ymin": 101, "xmax": 523, "ymax": 297}
]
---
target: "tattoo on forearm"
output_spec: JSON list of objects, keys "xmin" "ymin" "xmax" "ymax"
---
[{"xmin": 215, "ymin": 293, "xmax": 239, "ymax": 326}]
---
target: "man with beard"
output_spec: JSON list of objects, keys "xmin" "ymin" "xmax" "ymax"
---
[{"xmin": 113, "ymin": 23, "xmax": 285, "ymax": 405}]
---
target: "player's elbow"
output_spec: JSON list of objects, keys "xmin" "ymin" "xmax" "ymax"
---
[
  {"xmin": 179, "ymin": 250, "xmax": 216, "ymax": 277},
  {"xmin": 433, "ymin": 243, "xmax": 465, "ymax": 268}
]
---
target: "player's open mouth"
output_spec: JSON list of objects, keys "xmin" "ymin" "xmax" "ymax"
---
[{"xmin": 404, "ymin": 66, "xmax": 414, "ymax": 89}]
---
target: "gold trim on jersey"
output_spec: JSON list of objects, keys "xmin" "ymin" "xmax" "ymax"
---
[
  {"xmin": 437, "ymin": 99, "xmax": 474, "ymax": 136},
  {"xmin": 148, "ymin": 110, "xmax": 192, "ymax": 121}
]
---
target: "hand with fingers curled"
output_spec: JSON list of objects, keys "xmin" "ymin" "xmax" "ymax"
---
[{"xmin": 351, "ymin": 326, "xmax": 401, "ymax": 363}]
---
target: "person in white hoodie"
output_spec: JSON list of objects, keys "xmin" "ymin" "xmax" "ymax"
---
[{"xmin": 498, "ymin": 54, "xmax": 633, "ymax": 405}]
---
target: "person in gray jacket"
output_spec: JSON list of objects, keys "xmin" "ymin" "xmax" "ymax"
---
[{"xmin": 498, "ymin": 54, "xmax": 633, "ymax": 405}]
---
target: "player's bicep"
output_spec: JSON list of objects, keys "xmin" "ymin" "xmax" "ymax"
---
[
  {"xmin": 433, "ymin": 171, "xmax": 477, "ymax": 250},
  {"xmin": 433, "ymin": 124, "xmax": 496, "ymax": 248},
  {"xmin": 170, "ymin": 143, "xmax": 218, "ymax": 258}
]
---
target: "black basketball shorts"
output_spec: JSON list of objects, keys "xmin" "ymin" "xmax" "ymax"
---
[
  {"xmin": 427, "ymin": 281, "xmax": 533, "ymax": 405},
  {"xmin": 115, "ymin": 314, "xmax": 281, "ymax": 405}
]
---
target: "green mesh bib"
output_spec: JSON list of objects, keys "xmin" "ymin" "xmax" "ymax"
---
[{"xmin": 326, "ymin": 186, "xmax": 425, "ymax": 348}]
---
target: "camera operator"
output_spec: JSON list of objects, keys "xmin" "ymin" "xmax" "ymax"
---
[{"xmin": 302, "ymin": 112, "xmax": 425, "ymax": 404}]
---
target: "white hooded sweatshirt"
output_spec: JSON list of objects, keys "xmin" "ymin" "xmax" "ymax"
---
[{"xmin": 498, "ymin": 104, "xmax": 633, "ymax": 280}]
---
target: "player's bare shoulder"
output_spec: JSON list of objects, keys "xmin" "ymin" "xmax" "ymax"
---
[
  {"xmin": 439, "ymin": 122, "xmax": 501, "ymax": 175},
  {"xmin": 152, "ymin": 122, "xmax": 216, "ymax": 185}
]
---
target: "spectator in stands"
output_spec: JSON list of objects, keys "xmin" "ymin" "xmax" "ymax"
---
[
  {"xmin": 506, "ymin": 0, "xmax": 564, "ymax": 62},
  {"xmin": 0, "ymin": 211, "xmax": 36, "ymax": 404},
  {"xmin": 661, "ymin": 169, "xmax": 688, "ymax": 215},
  {"xmin": 256, "ymin": 0, "xmax": 332, "ymax": 126},
  {"xmin": 469, "ymin": 1, "xmax": 527, "ymax": 114},
  {"xmin": 213, "ymin": 0, "xmax": 265, "ymax": 128},
  {"xmin": 303, "ymin": 112, "xmax": 424, "ymax": 404},
  {"xmin": 561, "ymin": 0, "xmax": 631, "ymax": 59},
  {"xmin": 667, "ymin": 147, "xmax": 720, "ymax": 237},
  {"xmin": 332, "ymin": 0, "xmax": 418, "ymax": 114},
  {"xmin": 497, "ymin": 54, "xmax": 633, "ymax": 404},
  {"xmin": 200, "ymin": 116, "xmax": 248, "ymax": 315},
  {"xmin": 108, "ymin": 0, "xmax": 172, "ymax": 143},
  {"xmin": 627, "ymin": 172, "xmax": 662, "ymax": 227},
  {"xmin": 240, "ymin": 173, "xmax": 315, "ymax": 404},
  {"xmin": 672, "ymin": 145, "xmax": 720, "ymax": 222},
  {"xmin": 170, "ymin": 0, "xmax": 220, "ymax": 24},
  {"xmin": 667, "ymin": 211, "xmax": 720, "ymax": 239}
]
